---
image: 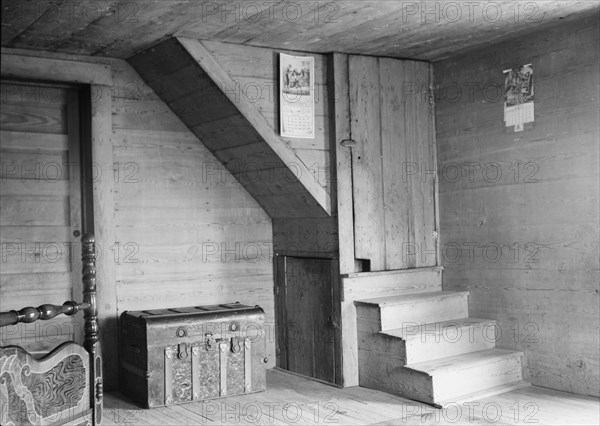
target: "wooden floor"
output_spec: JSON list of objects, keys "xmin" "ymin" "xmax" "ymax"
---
[{"xmin": 104, "ymin": 369, "xmax": 599, "ymax": 425}]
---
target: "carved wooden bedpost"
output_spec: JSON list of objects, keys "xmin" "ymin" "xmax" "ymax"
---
[
  {"xmin": 82, "ymin": 233, "xmax": 98, "ymax": 354},
  {"xmin": 82, "ymin": 234, "xmax": 103, "ymax": 424}
]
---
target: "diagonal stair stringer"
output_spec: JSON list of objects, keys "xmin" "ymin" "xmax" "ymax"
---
[{"xmin": 129, "ymin": 37, "xmax": 331, "ymax": 218}]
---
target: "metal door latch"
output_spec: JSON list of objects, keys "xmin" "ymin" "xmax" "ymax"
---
[
  {"xmin": 178, "ymin": 343, "xmax": 188, "ymax": 359},
  {"xmin": 231, "ymin": 338, "xmax": 241, "ymax": 353}
]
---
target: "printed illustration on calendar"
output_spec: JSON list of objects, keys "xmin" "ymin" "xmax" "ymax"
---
[
  {"xmin": 503, "ymin": 64, "xmax": 534, "ymax": 132},
  {"xmin": 280, "ymin": 53, "xmax": 315, "ymax": 139}
]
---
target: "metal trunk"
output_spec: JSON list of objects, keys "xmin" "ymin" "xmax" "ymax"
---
[{"xmin": 120, "ymin": 303, "xmax": 267, "ymax": 408}]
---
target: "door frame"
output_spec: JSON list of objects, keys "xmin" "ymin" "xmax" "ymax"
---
[
  {"xmin": 1, "ymin": 49, "xmax": 119, "ymax": 389},
  {"xmin": 275, "ymin": 254, "xmax": 342, "ymax": 387},
  {"xmin": 0, "ymin": 78, "xmax": 91, "ymax": 307}
]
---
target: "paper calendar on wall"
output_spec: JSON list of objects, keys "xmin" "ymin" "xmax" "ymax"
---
[
  {"xmin": 280, "ymin": 53, "xmax": 315, "ymax": 139},
  {"xmin": 504, "ymin": 64, "xmax": 534, "ymax": 132}
]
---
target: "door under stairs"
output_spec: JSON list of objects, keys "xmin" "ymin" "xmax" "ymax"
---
[{"xmin": 355, "ymin": 270, "xmax": 528, "ymax": 406}]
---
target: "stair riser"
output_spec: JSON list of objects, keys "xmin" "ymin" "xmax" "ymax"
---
[
  {"xmin": 344, "ymin": 267, "xmax": 443, "ymax": 301},
  {"xmin": 357, "ymin": 305, "xmax": 408, "ymax": 368},
  {"xmin": 405, "ymin": 322, "xmax": 497, "ymax": 364},
  {"xmin": 432, "ymin": 354, "xmax": 523, "ymax": 403},
  {"xmin": 359, "ymin": 362, "xmax": 433, "ymax": 404},
  {"xmin": 380, "ymin": 295, "xmax": 469, "ymax": 331}
]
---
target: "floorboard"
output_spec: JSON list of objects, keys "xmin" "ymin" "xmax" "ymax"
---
[{"xmin": 105, "ymin": 369, "xmax": 599, "ymax": 425}]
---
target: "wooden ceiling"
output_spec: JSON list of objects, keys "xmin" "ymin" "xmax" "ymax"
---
[{"xmin": 2, "ymin": 1, "xmax": 598, "ymax": 61}]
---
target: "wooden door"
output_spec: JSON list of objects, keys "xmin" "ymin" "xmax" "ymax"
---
[
  {"xmin": 0, "ymin": 80, "xmax": 87, "ymax": 352},
  {"xmin": 276, "ymin": 256, "xmax": 340, "ymax": 384},
  {"xmin": 349, "ymin": 56, "xmax": 438, "ymax": 271}
]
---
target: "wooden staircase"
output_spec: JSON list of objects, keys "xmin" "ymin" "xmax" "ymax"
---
[
  {"xmin": 129, "ymin": 37, "xmax": 331, "ymax": 219},
  {"xmin": 356, "ymin": 279, "xmax": 528, "ymax": 406}
]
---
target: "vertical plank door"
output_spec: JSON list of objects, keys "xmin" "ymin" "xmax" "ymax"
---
[
  {"xmin": 276, "ymin": 256, "xmax": 337, "ymax": 384},
  {"xmin": 0, "ymin": 80, "xmax": 84, "ymax": 352},
  {"xmin": 348, "ymin": 56, "xmax": 438, "ymax": 271}
]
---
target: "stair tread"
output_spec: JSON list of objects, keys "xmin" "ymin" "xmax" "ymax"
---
[
  {"xmin": 405, "ymin": 348, "xmax": 523, "ymax": 375},
  {"xmin": 343, "ymin": 266, "xmax": 443, "ymax": 279},
  {"xmin": 382, "ymin": 317, "xmax": 497, "ymax": 340},
  {"xmin": 356, "ymin": 291, "xmax": 469, "ymax": 306},
  {"xmin": 438, "ymin": 380, "xmax": 530, "ymax": 407}
]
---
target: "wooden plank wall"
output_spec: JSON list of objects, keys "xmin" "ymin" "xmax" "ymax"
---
[
  {"xmin": 349, "ymin": 56, "xmax": 438, "ymax": 271},
  {"xmin": 0, "ymin": 50, "xmax": 275, "ymax": 389},
  {"xmin": 129, "ymin": 38, "xmax": 331, "ymax": 219},
  {"xmin": 0, "ymin": 82, "xmax": 77, "ymax": 353},
  {"xmin": 201, "ymin": 41, "xmax": 333, "ymax": 198},
  {"xmin": 192, "ymin": 44, "xmax": 338, "ymax": 258},
  {"xmin": 434, "ymin": 12, "xmax": 600, "ymax": 397}
]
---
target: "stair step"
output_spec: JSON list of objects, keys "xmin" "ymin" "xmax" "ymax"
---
[
  {"xmin": 405, "ymin": 348, "xmax": 524, "ymax": 404},
  {"xmin": 343, "ymin": 266, "xmax": 443, "ymax": 300},
  {"xmin": 356, "ymin": 291, "xmax": 467, "ymax": 306},
  {"xmin": 356, "ymin": 291, "xmax": 469, "ymax": 331},
  {"xmin": 383, "ymin": 318, "xmax": 497, "ymax": 364},
  {"xmin": 406, "ymin": 348, "xmax": 521, "ymax": 373}
]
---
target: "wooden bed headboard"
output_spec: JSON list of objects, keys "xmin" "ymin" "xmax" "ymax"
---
[{"xmin": 0, "ymin": 234, "xmax": 103, "ymax": 425}]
